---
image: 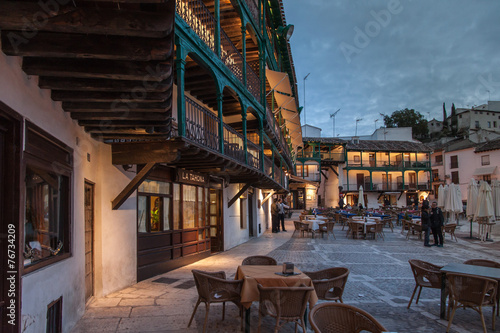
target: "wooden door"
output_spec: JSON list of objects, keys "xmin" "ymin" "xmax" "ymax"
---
[
  {"xmin": 356, "ymin": 173, "xmax": 364, "ymax": 190},
  {"xmin": 248, "ymin": 192, "xmax": 254, "ymax": 237},
  {"xmin": 409, "ymin": 173, "xmax": 416, "ymax": 189},
  {"xmin": 209, "ymin": 189, "xmax": 223, "ymax": 252},
  {"xmin": 84, "ymin": 182, "xmax": 94, "ymax": 303}
]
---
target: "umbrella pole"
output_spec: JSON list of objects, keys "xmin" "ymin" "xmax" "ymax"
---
[{"xmin": 469, "ymin": 218, "xmax": 473, "ymax": 239}]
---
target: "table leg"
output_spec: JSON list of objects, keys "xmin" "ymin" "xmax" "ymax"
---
[
  {"xmin": 440, "ymin": 272, "xmax": 447, "ymax": 320},
  {"xmin": 304, "ymin": 307, "xmax": 308, "ymax": 328},
  {"xmin": 244, "ymin": 307, "xmax": 250, "ymax": 333}
]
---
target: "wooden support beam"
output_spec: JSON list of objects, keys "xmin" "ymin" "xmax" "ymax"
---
[
  {"xmin": 1, "ymin": 32, "xmax": 172, "ymax": 61},
  {"xmin": 321, "ymin": 170, "xmax": 328, "ymax": 180},
  {"xmin": 329, "ymin": 165, "xmax": 339, "ymax": 176},
  {"xmin": 79, "ymin": 119, "xmax": 170, "ymax": 127},
  {"xmin": 39, "ymin": 76, "xmax": 173, "ymax": 92},
  {"xmin": 71, "ymin": 112, "xmax": 168, "ymax": 121},
  {"xmin": 0, "ymin": 2, "xmax": 174, "ymax": 38},
  {"xmin": 112, "ymin": 141, "xmax": 184, "ymax": 165},
  {"xmin": 53, "ymin": 90, "xmax": 172, "ymax": 103},
  {"xmin": 261, "ymin": 190, "xmax": 275, "ymax": 205},
  {"xmin": 112, "ymin": 162, "xmax": 156, "ymax": 210},
  {"xmin": 22, "ymin": 57, "xmax": 172, "ymax": 81},
  {"xmin": 228, "ymin": 183, "xmax": 252, "ymax": 208},
  {"xmin": 62, "ymin": 99, "xmax": 171, "ymax": 113}
]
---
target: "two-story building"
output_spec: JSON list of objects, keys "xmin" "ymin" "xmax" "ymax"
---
[{"xmin": 0, "ymin": 0, "xmax": 301, "ymax": 331}]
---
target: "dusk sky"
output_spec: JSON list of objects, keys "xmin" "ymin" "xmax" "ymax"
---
[{"xmin": 284, "ymin": 0, "xmax": 500, "ymax": 137}]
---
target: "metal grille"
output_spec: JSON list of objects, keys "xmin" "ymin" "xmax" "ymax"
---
[
  {"xmin": 46, "ymin": 297, "xmax": 62, "ymax": 333},
  {"xmin": 247, "ymin": 140, "xmax": 261, "ymax": 169},
  {"xmin": 223, "ymin": 124, "xmax": 246, "ymax": 163},
  {"xmin": 220, "ymin": 29, "xmax": 244, "ymax": 84},
  {"xmin": 185, "ymin": 97, "xmax": 219, "ymax": 151},
  {"xmin": 176, "ymin": 0, "xmax": 216, "ymax": 53}
]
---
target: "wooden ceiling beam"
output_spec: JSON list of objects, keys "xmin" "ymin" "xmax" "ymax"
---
[
  {"xmin": 78, "ymin": 119, "xmax": 170, "ymax": 127},
  {"xmin": 71, "ymin": 112, "xmax": 168, "ymax": 121},
  {"xmin": 62, "ymin": 99, "xmax": 171, "ymax": 112},
  {"xmin": 0, "ymin": 1, "xmax": 174, "ymax": 38},
  {"xmin": 39, "ymin": 76, "xmax": 173, "ymax": 92},
  {"xmin": 52, "ymin": 89, "xmax": 172, "ymax": 103},
  {"xmin": 23, "ymin": 57, "xmax": 172, "ymax": 81},
  {"xmin": 1, "ymin": 32, "xmax": 172, "ymax": 61},
  {"xmin": 112, "ymin": 140, "xmax": 185, "ymax": 165}
]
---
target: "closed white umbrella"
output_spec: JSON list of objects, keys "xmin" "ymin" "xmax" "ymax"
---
[
  {"xmin": 445, "ymin": 184, "xmax": 461, "ymax": 223},
  {"xmin": 437, "ymin": 184, "xmax": 446, "ymax": 208},
  {"xmin": 492, "ymin": 179, "xmax": 500, "ymax": 220},
  {"xmin": 466, "ymin": 179, "xmax": 479, "ymax": 238},
  {"xmin": 358, "ymin": 186, "xmax": 365, "ymax": 208},
  {"xmin": 474, "ymin": 181, "xmax": 495, "ymax": 241}
]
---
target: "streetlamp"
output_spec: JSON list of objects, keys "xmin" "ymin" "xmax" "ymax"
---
[
  {"xmin": 355, "ymin": 118, "xmax": 362, "ymax": 136},
  {"xmin": 330, "ymin": 108, "xmax": 340, "ymax": 137},
  {"xmin": 303, "ymin": 73, "xmax": 310, "ymax": 135}
]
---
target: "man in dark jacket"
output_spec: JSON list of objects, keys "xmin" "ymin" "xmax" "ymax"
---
[
  {"xmin": 271, "ymin": 198, "xmax": 280, "ymax": 233},
  {"xmin": 429, "ymin": 201, "xmax": 444, "ymax": 247}
]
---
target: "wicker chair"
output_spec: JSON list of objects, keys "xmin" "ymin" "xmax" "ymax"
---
[
  {"xmin": 407, "ymin": 223, "xmax": 423, "ymax": 240},
  {"xmin": 319, "ymin": 222, "xmax": 336, "ymax": 239},
  {"xmin": 407, "ymin": 259, "xmax": 443, "ymax": 309},
  {"xmin": 309, "ymin": 302, "xmax": 387, "ymax": 333},
  {"xmin": 188, "ymin": 270, "xmax": 244, "ymax": 333},
  {"xmin": 242, "ymin": 255, "xmax": 277, "ymax": 266},
  {"xmin": 382, "ymin": 216, "xmax": 394, "ymax": 232},
  {"xmin": 303, "ymin": 267, "xmax": 349, "ymax": 302},
  {"xmin": 257, "ymin": 284, "xmax": 313, "ymax": 333},
  {"xmin": 443, "ymin": 223, "xmax": 458, "ymax": 242},
  {"xmin": 347, "ymin": 221, "xmax": 363, "ymax": 239},
  {"xmin": 464, "ymin": 259, "xmax": 500, "ymax": 316},
  {"xmin": 446, "ymin": 273, "xmax": 497, "ymax": 333},
  {"xmin": 292, "ymin": 221, "xmax": 303, "ymax": 238},
  {"xmin": 401, "ymin": 219, "xmax": 412, "ymax": 236}
]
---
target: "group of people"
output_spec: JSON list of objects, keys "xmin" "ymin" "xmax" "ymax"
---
[
  {"xmin": 420, "ymin": 201, "xmax": 445, "ymax": 247},
  {"xmin": 271, "ymin": 198, "xmax": 289, "ymax": 233}
]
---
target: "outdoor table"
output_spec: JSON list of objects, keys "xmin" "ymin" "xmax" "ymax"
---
[
  {"xmin": 315, "ymin": 216, "xmax": 329, "ymax": 220},
  {"xmin": 350, "ymin": 220, "xmax": 377, "ymax": 236},
  {"xmin": 235, "ymin": 265, "xmax": 318, "ymax": 332},
  {"xmin": 369, "ymin": 213, "xmax": 391, "ymax": 219},
  {"xmin": 306, "ymin": 220, "xmax": 325, "ymax": 231},
  {"xmin": 305, "ymin": 215, "xmax": 317, "ymax": 220},
  {"xmin": 439, "ymin": 263, "xmax": 500, "ymax": 319}
]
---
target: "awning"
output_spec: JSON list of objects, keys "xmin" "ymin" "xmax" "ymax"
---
[
  {"xmin": 266, "ymin": 69, "xmax": 293, "ymax": 95},
  {"xmin": 473, "ymin": 166, "xmax": 497, "ymax": 176}
]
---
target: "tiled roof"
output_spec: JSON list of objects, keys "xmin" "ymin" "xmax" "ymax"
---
[
  {"xmin": 444, "ymin": 139, "xmax": 477, "ymax": 152},
  {"xmin": 475, "ymin": 138, "xmax": 500, "ymax": 152},
  {"xmin": 346, "ymin": 140, "xmax": 432, "ymax": 152},
  {"xmin": 302, "ymin": 137, "xmax": 345, "ymax": 144}
]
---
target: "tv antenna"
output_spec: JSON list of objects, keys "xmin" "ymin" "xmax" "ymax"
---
[{"xmin": 330, "ymin": 109, "xmax": 341, "ymax": 137}]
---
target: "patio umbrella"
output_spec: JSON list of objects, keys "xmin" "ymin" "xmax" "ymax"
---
[
  {"xmin": 437, "ymin": 184, "xmax": 446, "ymax": 208},
  {"xmin": 444, "ymin": 184, "xmax": 461, "ymax": 223},
  {"xmin": 358, "ymin": 186, "xmax": 365, "ymax": 209},
  {"xmin": 474, "ymin": 181, "xmax": 495, "ymax": 241},
  {"xmin": 466, "ymin": 179, "xmax": 478, "ymax": 238},
  {"xmin": 492, "ymin": 179, "xmax": 500, "ymax": 220}
]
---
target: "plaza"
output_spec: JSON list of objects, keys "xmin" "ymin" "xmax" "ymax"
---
[{"xmin": 72, "ymin": 214, "xmax": 500, "ymax": 333}]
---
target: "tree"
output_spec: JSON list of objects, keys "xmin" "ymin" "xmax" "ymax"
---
[
  {"xmin": 450, "ymin": 103, "xmax": 458, "ymax": 135},
  {"xmin": 381, "ymin": 108, "xmax": 429, "ymax": 138},
  {"xmin": 442, "ymin": 103, "xmax": 448, "ymax": 129}
]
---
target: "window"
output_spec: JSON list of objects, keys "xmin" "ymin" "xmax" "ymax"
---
[
  {"xmin": 24, "ymin": 123, "xmax": 72, "ymax": 270},
  {"xmin": 483, "ymin": 175, "xmax": 491, "ymax": 184},
  {"xmin": 475, "ymin": 121, "xmax": 480, "ymax": 129},
  {"xmin": 450, "ymin": 155, "xmax": 458, "ymax": 169},
  {"xmin": 474, "ymin": 111, "xmax": 478, "ymax": 114},
  {"xmin": 353, "ymin": 155, "xmax": 360, "ymax": 163},
  {"xmin": 481, "ymin": 155, "xmax": 490, "ymax": 166},
  {"xmin": 435, "ymin": 155, "xmax": 443, "ymax": 164},
  {"xmin": 138, "ymin": 180, "xmax": 172, "ymax": 232},
  {"xmin": 488, "ymin": 121, "xmax": 492, "ymax": 128},
  {"xmin": 432, "ymin": 169, "xmax": 439, "ymax": 181},
  {"xmin": 459, "ymin": 114, "xmax": 462, "ymax": 118},
  {"xmin": 296, "ymin": 164, "xmax": 303, "ymax": 177},
  {"xmin": 451, "ymin": 171, "xmax": 459, "ymax": 184},
  {"xmin": 494, "ymin": 121, "xmax": 497, "ymax": 128}
]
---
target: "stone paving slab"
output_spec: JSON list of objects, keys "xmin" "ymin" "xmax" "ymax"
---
[{"xmin": 72, "ymin": 213, "xmax": 500, "ymax": 333}]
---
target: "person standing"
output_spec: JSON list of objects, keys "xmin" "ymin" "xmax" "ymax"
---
[
  {"xmin": 271, "ymin": 198, "xmax": 280, "ymax": 233},
  {"xmin": 278, "ymin": 199, "xmax": 290, "ymax": 232},
  {"xmin": 421, "ymin": 203, "xmax": 431, "ymax": 247},
  {"xmin": 429, "ymin": 201, "xmax": 444, "ymax": 247}
]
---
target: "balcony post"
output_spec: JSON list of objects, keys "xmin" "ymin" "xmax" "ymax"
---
[
  {"xmin": 386, "ymin": 171, "xmax": 389, "ymax": 190},
  {"xmin": 216, "ymin": 91, "xmax": 224, "ymax": 154},
  {"xmin": 346, "ymin": 170, "xmax": 350, "ymax": 191},
  {"xmin": 242, "ymin": 109, "xmax": 248, "ymax": 164},
  {"xmin": 259, "ymin": 45, "xmax": 266, "ymax": 106},
  {"xmin": 175, "ymin": 38, "xmax": 186, "ymax": 137},
  {"xmin": 370, "ymin": 171, "xmax": 373, "ymax": 190},
  {"xmin": 215, "ymin": 0, "xmax": 221, "ymax": 57},
  {"xmin": 272, "ymin": 148, "xmax": 275, "ymax": 180},
  {"xmin": 241, "ymin": 25, "xmax": 247, "ymax": 87},
  {"xmin": 259, "ymin": 117, "xmax": 264, "ymax": 172}
]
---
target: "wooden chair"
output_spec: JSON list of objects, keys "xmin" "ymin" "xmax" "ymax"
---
[
  {"xmin": 319, "ymin": 221, "xmax": 336, "ymax": 239},
  {"xmin": 375, "ymin": 222, "xmax": 385, "ymax": 241},
  {"xmin": 407, "ymin": 223, "xmax": 423, "ymax": 240},
  {"xmin": 242, "ymin": 255, "xmax": 277, "ymax": 265},
  {"xmin": 303, "ymin": 267, "xmax": 349, "ymax": 302},
  {"xmin": 257, "ymin": 284, "xmax": 313, "ymax": 333},
  {"xmin": 407, "ymin": 259, "xmax": 443, "ymax": 309},
  {"xmin": 309, "ymin": 302, "xmax": 387, "ymax": 333},
  {"xmin": 401, "ymin": 219, "xmax": 412, "ymax": 236},
  {"xmin": 443, "ymin": 223, "xmax": 458, "ymax": 242},
  {"xmin": 446, "ymin": 273, "xmax": 497, "ymax": 333},
  {"xmin": 189, "ymin": 270, "xmax": 244, "ymax": 333}
]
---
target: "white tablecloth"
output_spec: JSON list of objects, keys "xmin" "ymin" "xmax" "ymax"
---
[
  {"xmin": 306, "ymin": 220, "xmax": 325, "ymax": 230},
  {"xmin": 351, "ymin": 221, "xmax": 377, "ymax": 234}
]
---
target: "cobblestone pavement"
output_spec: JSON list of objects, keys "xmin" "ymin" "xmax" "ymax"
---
[{"xmin": 72, "ymin": 213, "xmax": 500, "ymax": 333}]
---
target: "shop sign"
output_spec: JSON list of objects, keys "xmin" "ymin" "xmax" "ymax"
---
[{"xmin": 177, "ymin": 169, "xmax": 208, "ymax": 186}]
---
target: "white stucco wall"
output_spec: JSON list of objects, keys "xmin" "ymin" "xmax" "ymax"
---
[
  {"xmin": 0, "ymin": 50, "xmax": 137, "ymax": 332},
  {"xmin": 223, "ymin": 184, "xmax": 250, "ymax": 250}
]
